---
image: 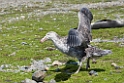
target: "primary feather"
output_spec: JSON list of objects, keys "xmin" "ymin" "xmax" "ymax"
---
[{"xmin": 67, "ymin": 7, "xmax": 93, "ymax": 47}]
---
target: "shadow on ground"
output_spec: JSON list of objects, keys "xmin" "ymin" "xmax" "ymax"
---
[{"xmin": 51, "ymin": 60, "xmax": 105, "ymax": 82}]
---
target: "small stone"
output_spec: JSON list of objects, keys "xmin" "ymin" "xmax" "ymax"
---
[
  {"xmin": 5, "ymin": 64, "xmax": 11, "ymax": 68},
  {"xmin": 49, "ymin": 79, "xmax": 56, "ymax": 83},
  {"xmin": 111, "ymin": 63, "xmax": 117, "ymax": 67},
  {"xmin": 19, "ymin": 66, "xmax": 30, "ymax": 72},
  {"xmin": 89, "ymin": 70, "xmax": 94, "ymax": 75},
  {"xmin": 1, "ymin": 65, "xmax": 4, "ymax": 69},
  {"xmin": 104, "ymin": 78, "xmax": 108, "ymax": 81},
  {"xmin": 94, "ymin": 72, "xmax": 98, "ymax": 76},
  {"xmin": 0, "ymin": 48, "xmax": 2, "ymax": 51},
  {"xmin": 39, "ymin": 28, "xmax": 43, "ymax": 31},
  {"xmin": 20, "ymin": 16, "xmax": 25, "ymax": 19},
  {"xmin": 22, "ymin": 78, "xmax": 37, "ymax": 83},
  {"xmin": 32, "ymin": 70, "xmax": 46, "ymax": 82},
  {"xmin": 44, "ymin": 47, "xmax": 56, "ymax": 51},
  {"xmin": 30, "ymin": 60, "xmax": 49, "ymax": 71},
  {"xmin": 21, "ymin": 42, "xmax": 27, "ymax": 45},
  {"xmin": 53, "ymin": 18, "xmax": 56, "ymax": 21},
  {"xmin": 8, "ymin": 52, "xmax": 16, "ymax": 56},
  {"xmin": 52, "ymin": 60, "xmax": 63, "ymax": 66},
  {"xmin": 115, "ymin": 66, "xmax": 120, "ymax": 69},
  {"xmin": 43, "ymin": 57, "xmax": 51, "ymax": 63},
  {"xmin": 89, "ymin": 70, "xmax": 98, "ymax": 76},
  {"xmin": 119, "ymin": 42, "xmax": 124, "ymax": 47},
  {"xmin": 111, "ymin": 63, "xmax": 121, "ymax": 69}
]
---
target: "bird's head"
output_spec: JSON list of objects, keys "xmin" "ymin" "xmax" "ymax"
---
[
  {"xmin": 40, "ymin": 31, "xmax": 58, "ymax": 43},
  {"xmin": 80, "ymin": 7, "xmax": 93, "ymax": 23}
]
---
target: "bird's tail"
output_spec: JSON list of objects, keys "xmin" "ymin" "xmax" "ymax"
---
[{"xmin": 85, "ymin": 45, "xmax": 112, "ymax": 57}]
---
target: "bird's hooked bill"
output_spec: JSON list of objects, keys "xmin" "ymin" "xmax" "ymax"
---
[{"xmin": 40, "ymin": 37, "xmax": 48, "ymax": 43}]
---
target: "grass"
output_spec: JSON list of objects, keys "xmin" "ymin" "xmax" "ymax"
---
[{"xmin": 0, "ymin": 1, "xmax": 124, "ymax": 83}]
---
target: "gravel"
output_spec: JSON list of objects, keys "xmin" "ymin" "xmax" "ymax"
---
[
  {"xmin": 0, "ymin": 0, "xmax": 123, "ymax": 15},
  {"xmin": 22, "ymin": 78, "xmax": 37, "ymax": 83},
  {"xmin": 0, "ymin": 57, "xmax": 52, "ymax": 73},
  {"xmin": 0, "ymin": 0, "xmax": 123, "ymax": 9},
  {"xmin": 0, "ymin": 0, "xmax": 51, "ymax": 9}
]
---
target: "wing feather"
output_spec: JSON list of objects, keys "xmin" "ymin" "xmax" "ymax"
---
[
  {"xmin": 67, "ymin": 28, "xmax": 82, "ymax": 47},
  {"xmin": 67, "ymin": 7, "xmax": 93, "ymax": 47}
]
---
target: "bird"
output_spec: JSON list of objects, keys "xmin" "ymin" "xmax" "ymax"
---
[
  {"xmin": 40, "ymin": 8, "xmax": 112, "ymax": 74},
  {"xmin": 40, "ymin": 31, "xmax": 112, "ymax": 74}
]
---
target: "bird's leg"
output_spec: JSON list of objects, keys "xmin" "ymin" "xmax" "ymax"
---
[
  {"xmin": 74, "ymin": 56, "xmax": 87, "ymax": 74},
  {"xmin": 85, "ymin": 47, "xmax": 93, "ymax": 70},
  {"xmin": 86, "ymin": 57, "xmax": 90, "ymax": 70}
]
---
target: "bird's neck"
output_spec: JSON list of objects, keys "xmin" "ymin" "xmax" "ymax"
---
[{"xmin": 51, "ymin": 35, "xmax": 69, "ymax": 53}]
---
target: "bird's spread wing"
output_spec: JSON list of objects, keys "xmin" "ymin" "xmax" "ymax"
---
[
  {"xmin": 67, "ymin": 8, "xmax": 93, "ymax": 47},
  {"xmin": 67, "ymin": 28, "xmax": 83, "ymax": 47}
]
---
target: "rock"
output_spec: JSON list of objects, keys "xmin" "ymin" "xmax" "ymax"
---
[
  {"xmin": 20, "ymin": 16, "xmax": 25, "ymax": 19},
  {"xmin": 104, "ymin": 78, "xmax": 108, "ymax": 81},
  {"xmin": 19, "ymin": 66, "xmax": 31, "ymax": 72},
  {"xmin": 111, "ymin": 63, "xmax": 120, "ymax": 69},
  {"xmin": 8, "ymin": 52, "xmax": 16, "ymax": 56},
  {"xmin": 111, "ymin": 63, "xmax": 117, "ymax": 67},
  {"xmin": 44, "ymin": 47, "xmax": 56, "ymax": 51},
  {"xmin": 43, "ymin": 57, "xmax": 51, "ymax": 63},
  {"xmin": 0, "ymin": 64, "xmax": 11, "ymax": 69},
  {"xmin": 22, "ymin": 78, "xmax": 37, "ymax": 83},
  {"xmin": 39, "ymin": 28, "xmax": 43, "ymax": 31},
  {"xmin": 32, "ymin": 70, "xmax": 46, "ymax": 82},
  {"xmin": 49, "ymin": 79, "xmax": 56, "ymax": 83},
  {"xmin": 94, "ymin": 72, "xmax": 98, "ymax": 76},
  {"xmin": 30, "ymin": 58, "xmax": 51, "ymax": 71},
  {"xmin": 89, "ymin": 70, "xmax": 98, "ymax": 76},
  {"xmin": 119, "ymin": 42, "xmax": 124, "ymax": 47},
  {"xmin": 30, "ymin": 60, "xmax": 50, "ymax": 71},
  {"xmin": 21, "ymin": 42, "xmax": 28, "ymax": 45},
  {"xmin": 115, "ymin": 66, "xmax": 121, "ymax": 69},
  {"xmin": 0, "ymin": 65, "xmax": 4, "ymax": 70},
  {"xmin": 52, "ymin": 61, "xmax": 64, "ymax": 72},
  {"xmin": 89, "ymin": 70, "xmax": 94, "ymax": 75},
  {"xmin": 52, "ymin": 60, "xmax": 63, "ymax": 66}
]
